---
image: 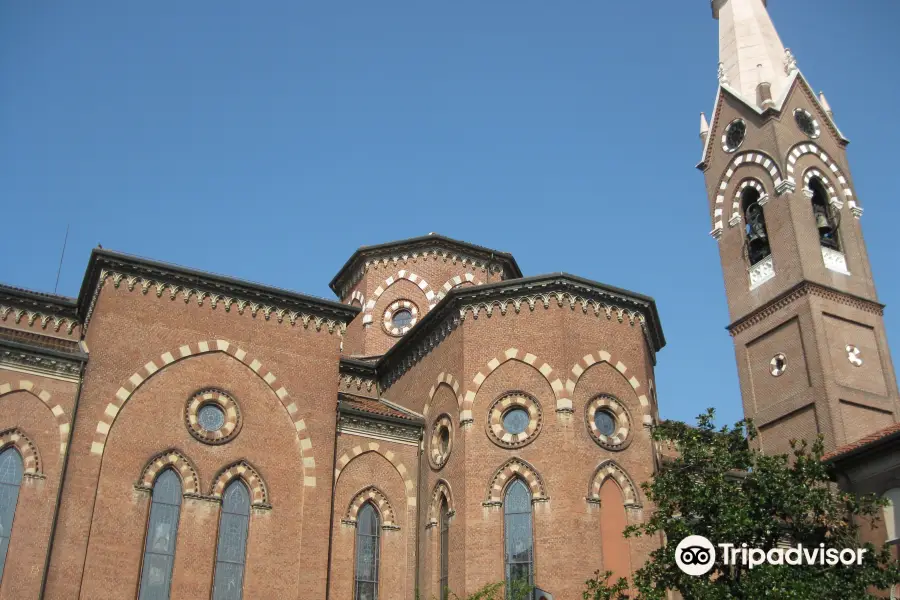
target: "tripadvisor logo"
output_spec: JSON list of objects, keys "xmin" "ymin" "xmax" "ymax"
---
[{"xmin": 675, "ymin": 535, "xmax": 868, "ymax": 576}]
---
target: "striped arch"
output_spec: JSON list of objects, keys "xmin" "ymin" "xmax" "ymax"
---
[
  {"xmin": 136, "ymin": 449, "xmax": 201, "ymax": 496},
  {"xmin": 728, "ymin": 178, "xmax": 769, "ymax": 227},
  {"xmin": 587, "ymin": 460, "xmax": 641, "ymax": 508},
  {"xmin": 485, "ymin": 457, "xmax": 548, "ymax": 505},
  {"xmin": 436, "ymin": 273, "xmax": 483, "ymax": 300},
  {"xmin": 802, "ymin": 167, "xmax": 841, "ymax": 206},
  {"xmin": 335, "ymin": 443, "xmax": 416, "ymax": 508},
  {"xmin": 345, "ymin": 486, "xmax": 398, "ymax": 528},
  {"xmin": 461, "ymin": 348, "xmax": 566, "ymax": 425},
  {"xmin": 0, "ymin": 379, "xmax": 70, "ymax": 456},
  {"xmin": 711, "ymin": 151, "xmax": 785, "ymax": 238},
  {"xmin": 210, "ymin": 460, "xmax": 270, "ymax": 508},
  {"xmin": 786, "ymin": 142, "xmax": 860, "ymax": 216},
  {"xmin": 425, "ymin": 372, "xmax": 462, "ymax": 418},
  {"xmin": 362, "ymin": 270, "xmax": 437, "ymax": 325},
  {"xmin": 91, "ymin": 339, "xmax": 317, "ymax": 487},
  {"xmin": 0, "ymin": 427, "xmax": 42, "ymax": 476},
  {"xmin": 428, "ymin": 479, "xmax": 455, "ymax": 527},
  {"xmin": 348, "ymin": 290, "xmax": 365, "ymax": 307},
  {"xmin": 565, "ymin": 350, "xmax": 653, "ymax": 425}
]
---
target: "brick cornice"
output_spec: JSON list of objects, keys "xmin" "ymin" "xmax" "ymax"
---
[
  {"xmin": 78, "ymin": 250, "xmax": 358, "ymax": 336},
  {"xmin": 728, "ymin": 281, "xmax": 884, "ymax": 336},
  {"xmin": 0, "ymin": 285, "xmax": 80, "ymax": 337},
  {"xmin": 377, "ymin": 274, "xmax": 665, "ymax": 391}
]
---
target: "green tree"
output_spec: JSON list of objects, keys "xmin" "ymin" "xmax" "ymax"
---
[{"xmin": 590, "ymin": 409, "xmax": 900, "ymax": 600}]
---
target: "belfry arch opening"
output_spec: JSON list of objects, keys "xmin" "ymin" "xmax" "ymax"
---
[
  {"xmin": 741, "ymin": 187, "xmax": 770, "ymax": 265},
  {"xmin": 809, "ymin": 177, "xmax": 840, "ymax": 251}
]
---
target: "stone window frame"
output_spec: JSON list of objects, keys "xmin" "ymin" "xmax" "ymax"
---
[
  {"xmin": 382, "ymin": 299, "xmax": 420, "ymax": 337},
  {"xmin": 185, "ymin": 388, "xmax": 242, "ymax": 445},
  {"xmin": 485, "ymin": 391, "xmax": 543, "ymax": 449},
  {"xmin": 585, "ymin": 394, "xmax": 634, "ymax": 451},
  {"xmin": 429, "ymin": 414, "xmax": 454, "ymax": 470}
]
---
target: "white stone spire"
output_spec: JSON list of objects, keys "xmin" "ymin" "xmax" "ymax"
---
[
  {"xmin": 713, "ymin": 0, "xmax": 790, "ymax": 104},
  {"xmin": 700, "ymin": 112, "xmax": 710, "ymax": 142}
]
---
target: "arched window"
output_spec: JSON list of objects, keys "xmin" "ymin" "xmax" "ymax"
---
[
  {"xmin": 213, "ymin": 481, "xmax": 251, "ymax": 600},
  {"xmin": 742, "ymin": 187, "xmax": 771, "ymax": 265},
  {"xmin": 139, "ymin": 469, "xmax": 182, "ymax": 600},
  {"xmin": 440, "ymin": 497, "xmax": 450, "ymax": 600},
  {"xmin": 884, "ymin": 488, "xmax": 900, "ymax": 542},
  {"xmin": 355, "ymin": 503, "xmax": 380, "ymax": 600},
  {"xmin": 809, "ymin": 177, "xmax": 840, "ymax": 250},
  {"xmin": 504, "ymin": 479, "xmax": 534, "ymax": 598},
  {"xmin": 0, "ymin": 448, "xmax": 24, "ymax": 584}
]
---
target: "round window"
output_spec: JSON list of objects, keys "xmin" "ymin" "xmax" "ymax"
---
[
  {"xmin": 429, "ymin": 414, "xmax": 454, "ymax": 469},
  {"xmin": 392, "ymin": 308, "xmax": 413, "ymax": 328},
  {"xmin": 198, "ymin": 404, "xmax": 226, "ymax": 431},
  {"xmin": 723, "ymin": 119, "xmax": 746, "ymax": 153},
  {"xmin": 502, "ymin": 408, "xmax": 530, "ymax": 435},
  {"xmin": 594, "ymin": 410, "xmax": 616, "ymax": 436},
  {"xmin": 487, "ymin": 392, "xmax": 542, "ymax": 449},
  {"xmin": 794, "ymin": 109, "xmax": 820, "ymax": 138},
  {"xmin": 185, "ymin": 389, "xmax": 242, "ymax": 445},
  {"xmin": 585, "ymin": 394, "xmax": 633, "ymax": 451}
]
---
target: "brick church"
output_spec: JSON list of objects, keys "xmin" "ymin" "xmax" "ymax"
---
[{"xmin": 0, "ymin": 1, "xmax": 898, "ymax": 598}]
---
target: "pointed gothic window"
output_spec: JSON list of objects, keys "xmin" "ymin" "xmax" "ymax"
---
[
  {"xmin": 355, "ymin": 503, "xmax": 380, "ymax": 600},
  {"xmin": 809, "ymin": 178, "xmax": 840, "ymax": 250},
  {"xmin": 504, "ymin": 479, "xmax": 534, "ymax": 598},
  {"xmin": 440, "ymin": 497, "xmax": 450, "ymax": 600},
  {"xmin": 213, "ymin": 481, "xmax": 251, "ymax": 600},
  {"xmin": 139, "ymin": 469, "xmax": 182, "ymax": 600},
  {"xmin": 0, "ymin": 448, "xmax": 23, "ymax": 584},
  {"xmin": 742, "ymin": 187, "xmax": 771, "ymax": 265}
]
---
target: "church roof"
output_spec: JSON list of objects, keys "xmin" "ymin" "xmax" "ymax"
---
[
  {"xmin": 822, "ymin": 422, "xmax": 900, "ymax": 464},
  {"xmin": 329, "ymin": 233, "xmax": 522, "ymax": 297},
  {"xmin": 338, "ymin": 392, "xmax": 424, "ymax": 424}
]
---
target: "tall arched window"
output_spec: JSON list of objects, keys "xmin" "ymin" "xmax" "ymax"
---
[
  {"xmin": 742, "ymin": 187, "xmax": 771, "ymax": 265},
  {"xmin": 213, "ymin": 481, "xmax": 251, "ymax": 600},
  {"xmin": 809, "ymin": 177, "xmax": 840, "ymax": 250},
  {"xmin": 884, "ymin": 488, "xmax": 900, "ymax": 542},
  {"xmin": 355, "ymin": 503, "xmax": 380, "ymax": 600},
  {"xmin": 439, "ymin": 497, "xmax": 450, "ymax": 600},
  {"xmin": 0, "ymin": 448, "xmax": 23, "ymax": 584},
  {"xmin": 504, "ymin": 479, "xmax": 534, "ymax": 598},
  {"xmin": 139, "ymin": 469, "xmax": 182, "ymax": 600}
]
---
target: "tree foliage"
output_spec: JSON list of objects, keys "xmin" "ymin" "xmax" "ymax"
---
[{"xmin": 592, "ymin": 409, "xmax": 900, "ymax": 599}]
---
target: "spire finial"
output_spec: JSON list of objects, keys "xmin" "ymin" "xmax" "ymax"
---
[{"xmin": 700, "ymin": 113, "xmax": 710, "ymax": 143}]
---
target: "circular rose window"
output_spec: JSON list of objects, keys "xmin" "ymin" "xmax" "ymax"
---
[
  {"xmin": 722, "ymin": 119, "xmax": 746, "ymax": 153},
  {"xmin": 185, "ymin": 389, "xmax": 241, "ymax": 445},
  {"xmin": 383, "ymin": 300, "xmax": 419, "ymax": 337},
  {"xmin": 486, "ymin": 392, "xmax": 542, "ymax": 449},
  {"xmin": 585, "ymin": 394, "xmax": 632, "ymax": 451},
  {"xmin": 429, "ymin": 414, "xmax": 454, "ymax": 469}
]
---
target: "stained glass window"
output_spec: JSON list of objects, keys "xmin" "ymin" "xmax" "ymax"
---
[
  {"xmin": 594, "ymin": 410, "xmax": 616, "ymax": 436},
  {"xmin": 139, "ymin": 469, "xmax": 182, "ymax": 600},
  {"xmin": 502, "ymin": 408, "xmax": 529, "ymax": 435},
  {"xmin": 504, "ymin": 480, "xmax": 533, "ymax": 599},
  {"xmin": 213, "ymin": 481, "xmax": 251, "ymax": 600},
  {"xmin": 198, "ymin": 404, "xmax": 226, "ymax": 431},
  {"xmin": 355, "ymin": 503, "xmax": 380, "ymax": 600},
  {"xmin": 392, "ymin": 309, "xmax": 413, "ymax": 329},
  {"xmin": 0, "ymin": 448, "xmax": 23, "ymax": 584},
  {"xmin": 440, "ymin": 498, "xmax": 450, "ymax": 600}
]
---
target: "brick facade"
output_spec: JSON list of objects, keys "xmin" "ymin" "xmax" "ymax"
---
[{"xmin": 0, "ymin": 235, "xmax": 667, "ymax": 599}]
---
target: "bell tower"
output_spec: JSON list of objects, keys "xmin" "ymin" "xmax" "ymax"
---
[{"xmin": 699, "ymin": 0, "xmax": 900, "ymax": 454}]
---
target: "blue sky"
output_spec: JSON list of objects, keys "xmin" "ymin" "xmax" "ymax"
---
[{"xmin": 2, "ymin": 1, "xmax": 898, "ymax": 427}]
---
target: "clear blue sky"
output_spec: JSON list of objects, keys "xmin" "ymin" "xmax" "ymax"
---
[{"xmin": 2, "ymin": 1, "xmax": 898, "ymax": 427}]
